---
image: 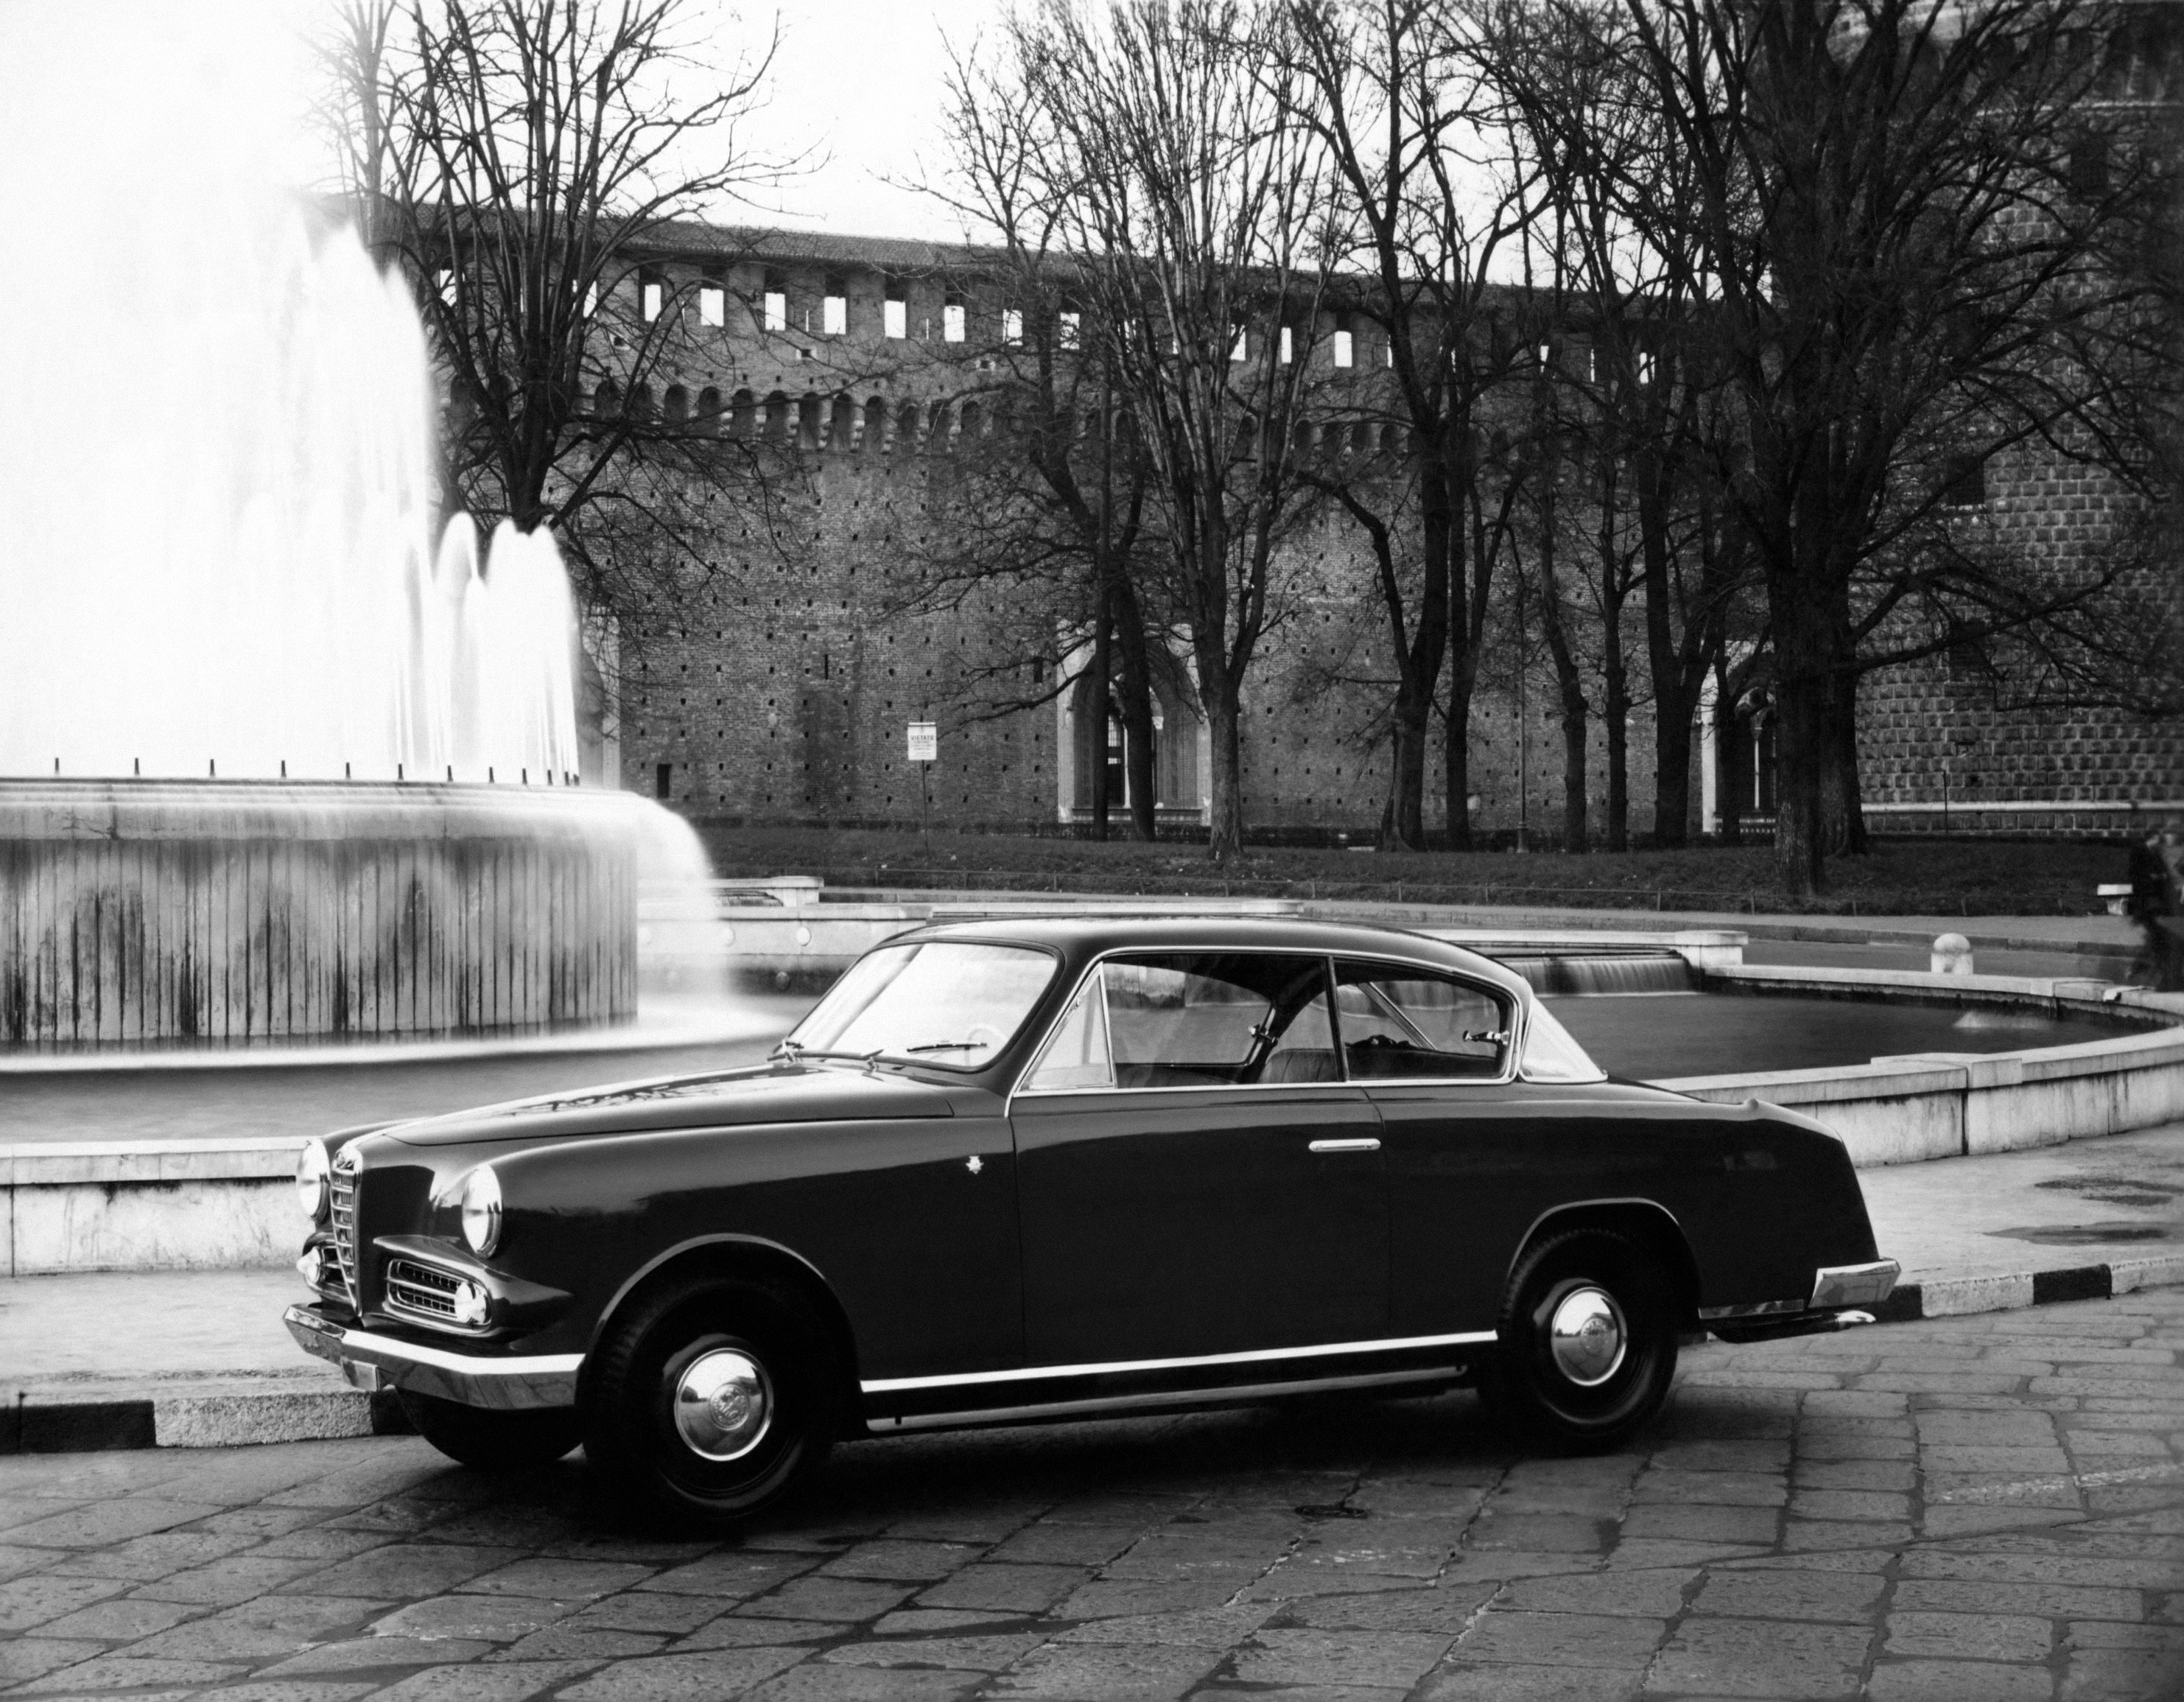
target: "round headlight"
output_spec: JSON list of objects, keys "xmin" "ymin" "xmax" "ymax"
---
[
  {"xmin": 460, "ymin": 1166, "xmax": 502, "ymax": 1257},
  {"xmin": 296, "ymin": 1141, "xmax": 330, "ymax": 1221}
]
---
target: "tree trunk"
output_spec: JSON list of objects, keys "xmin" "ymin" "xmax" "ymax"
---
[
  {"xmin": 1638, "ymin": 450, "xmax": 1695, "ymax": 849},
  {"xmin": 1603, "ymin": 600, "xmax": 1629, "ymax": 852},
  {"xmin": 1087, "ymin": 592, "xmax": 1112, "ymax": 841},
  {"xmin": 1111, "ymin": 576, "xmax": 1159, "ymax": 841},
  {"xmin": 1820, "ymin": 649, "xmax": 1867, "ymax": 856},
  {"xmin": 1713, "ymin": 654, "xmax": 1744, "ymax": 847},
  {"xmin": 1202, "ymin": 680, "xmax": 1245, "ymax": 862},
  {"xmin": 1388, "ymin": 696, "xmax": 1431, "ymax": 851}
]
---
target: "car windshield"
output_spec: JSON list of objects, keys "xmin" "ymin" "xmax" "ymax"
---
[{"xmin": 782, "ymin": 941, "xmax": 1058, "ymax": 1069}]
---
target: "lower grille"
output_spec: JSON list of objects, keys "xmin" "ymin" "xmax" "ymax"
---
[{"xmin": 385, "ymin": 1258, "xmax": 465, "ymax": 1326}]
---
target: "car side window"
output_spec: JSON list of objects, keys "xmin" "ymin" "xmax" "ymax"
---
[
  {"xmin": 1023, "ymin": 953, "xmax": 1339, "ymax": 1091},
  {"xmin": 1334, "ymin": 961, "xmax": 1509, "ymax": 1080}
]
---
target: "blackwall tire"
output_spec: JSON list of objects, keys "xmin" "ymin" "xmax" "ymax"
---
[
  {"xmin": 1480, "ymin": 1229, "xmax": 1677, "ymax": 1452},
  {"xmin": 583, "ymin": 1275, "xmax": 840, "ymax": 1528},
  {"xmin": 396, "ymin": 1390, "xmax": 582, "ymax": 1470}
]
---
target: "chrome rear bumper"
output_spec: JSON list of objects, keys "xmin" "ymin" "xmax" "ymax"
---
[
  {"xmin": 284, "ymin": 1305, "xmax": 580, "ymax": 1412},
  {"xmin": 1811, "ymin": 1259, "xmax": 1900, "ymax": 1309}
]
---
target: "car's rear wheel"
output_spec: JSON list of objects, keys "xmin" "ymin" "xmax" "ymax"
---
[
  {"xmin": 397, "ymin": 1390, "xmax": 582, "ymax": 1470},
  {"xmin": 582, "ymin": 1275, "xmax": 840, "ymax": 1527},
  {"xmin": 1481, "ymin": 1228, "xmax": 1677, "ymax": 1451}
]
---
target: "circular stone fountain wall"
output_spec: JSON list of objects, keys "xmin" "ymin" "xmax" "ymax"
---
[{"xmin": 0, "ymin": 780, "xmax": 648, "ymax": 1048}]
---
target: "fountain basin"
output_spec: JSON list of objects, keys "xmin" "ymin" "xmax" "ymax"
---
[{"xmin": 1, "ymin": 778, "xmax": 650, "ymax": 1048}]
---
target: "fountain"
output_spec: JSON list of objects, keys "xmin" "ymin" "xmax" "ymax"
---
[{"xmin": 0, "ymin": 2, "xmax": 692, "ymax": 1048}]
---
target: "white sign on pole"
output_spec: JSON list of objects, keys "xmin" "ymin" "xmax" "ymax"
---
[{"xmin": 907, "ymin": 722, "xmax": 938, "ymax": 763}]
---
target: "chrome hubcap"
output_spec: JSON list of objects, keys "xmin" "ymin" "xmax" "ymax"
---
[
  {"xmin": 673, "ymin": 1348, "xmax": 773, "ymax": 1460},
  {"xmin": 1548, "ymin": 1286, "xmax": 1626, "ymax": 1387}
]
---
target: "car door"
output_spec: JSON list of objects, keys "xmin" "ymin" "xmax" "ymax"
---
[
  {"xmin": 1009, "ymin": 951, "xmax": 1389, "ymax": 1368},
  {"xmin": 1330, "ymin": 956, "xmax": 1539, "ymax": 1337}
]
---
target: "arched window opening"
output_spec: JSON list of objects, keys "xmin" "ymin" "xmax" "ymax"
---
[
  {"xmin": 896, "ymin": 400, "xmax": 921, "ymax": 452},
  {"xmin": 593, "ymin": 378, "xmax": 622, "ymax": 417},
  {"xmin": 763, "ymin": 391, "xmax": 790, "ymax": 443},
  {"xmin": 730, "ymin": 388, "xmax": 756, "ymax": 439},
  {"xmin": 829, "ymin": 393, "xmax": 857, "ymax": 449},
  {"xmin": 797, "ymin": 393, "xmax": 823, "ymax": 451},
  {"xmin": 664, "ymin": 385, "xmax": 689, "ymax": 423},
  {"xmin": 1352, "ymin": 419, "xmax": 1374, "ymax": 456},
  {"xmin": 628, "ymin": 382, "xmax": 656, "ymax": 421},
  {"xmin": 863, "ymin": 396, "xmax": 887, "ymax": 452},
  {"xmin": 696, "ymin": 386, "xmax": 723, "ymax": 432},
  {"xmin": 958, "ymin": 401, "xmax": 983, "ymax": 444},
  {"xmin": 929, "ymin": 402, "xmax": 955, "ymax": 452}
]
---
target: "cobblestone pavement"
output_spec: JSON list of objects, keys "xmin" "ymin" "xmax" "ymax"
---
[{"xmin": 2, "ymin": 1292, "xmax": 2180, "ymax": 1701}]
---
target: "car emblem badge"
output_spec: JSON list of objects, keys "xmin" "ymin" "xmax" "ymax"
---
[
  {"xmin": 966, "ymin": 1155, "xmax": 983, "ymax": 1175},
  {"xmin": 709, "ymin": 1386, "xmax": 753, "ymax": 1429}
]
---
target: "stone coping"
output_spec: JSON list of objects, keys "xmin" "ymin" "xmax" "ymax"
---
[
  {"xmin": 0, "ymin": 1001, "xmax": 773, "ymax": 1076},
  {"xmin": 1, "ymin": 1138, "xmax": 299, "ymax": 1186}
]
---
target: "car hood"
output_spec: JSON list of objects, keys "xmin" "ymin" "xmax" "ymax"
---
[{"xmin": 382, "ymin": 1062, "xmax": 958, "ymax": 1147}]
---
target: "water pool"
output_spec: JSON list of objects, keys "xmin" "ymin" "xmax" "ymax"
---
[{"xmin": 1549, "ymin": 990, "xmax": 2152, "ymax": 1082}]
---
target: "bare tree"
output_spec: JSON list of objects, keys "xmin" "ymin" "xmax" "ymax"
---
[
  {"xmin": 980, "ymin": 0, "xmax": 1346, "ymax": 861},
  {"xmin": 924, "ymin": 46, "xmax": 1169, "ymax": 839},
  {"xmin": 1623, "ymin": 0, "xmax": 2171, "ymax": 894},
  {"xmin": 320, "ymin": 0, "xmax": 802, "ymax": 673},
  {"xmin": 1284, "ymin": 0, "xmax": 1545, "ymax": 850}
]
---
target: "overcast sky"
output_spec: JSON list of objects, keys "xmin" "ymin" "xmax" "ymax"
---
[{"xmin": 748, "ymin": 0, "xmax": 1008, "ymax": 240}]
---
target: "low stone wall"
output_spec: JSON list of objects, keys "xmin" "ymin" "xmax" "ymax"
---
[
  {"xmin": 2, "ymin": 1139, "xmax": 296, "ymax": 1275},
  {"xmin": 1661, "ymin": 978, "xmax": 2184, "ymax": 1166}
]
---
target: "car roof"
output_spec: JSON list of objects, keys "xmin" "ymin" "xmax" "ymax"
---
[{"xmin": 891, "ymin": 912, "xmax": 1535, "ymax": 1000}]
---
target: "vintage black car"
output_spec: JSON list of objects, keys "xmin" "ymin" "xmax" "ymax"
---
[{"xmin": 286, "ymin": 917, "xmax": 1897, "ymax": 1524}]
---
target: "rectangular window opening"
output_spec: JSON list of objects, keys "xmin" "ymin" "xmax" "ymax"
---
[
  {"xmin": 1939, "ymin": 451, "xmax": 1989, "ymax": 508},
  {"xmin": 653, "ymin": 762, "xmax": 673, "ymax": 800},
  {"xmin": 1002, "ymin": 306, "xmax": 1024, "ymax": 346},
  {"xmin": 824, "ymin": 276, "xmax": 848, "ymax": 335},
  {"xmin": 1059, "ymin": 309, "xmax": 1081, "ymax": 350},
  {"xmin": 1332, "ymin": 326, "xmax": 1353, "ymax": 368},
  {"xmin": 883, "ymin": 281, "xmax": 908, "ymax": 340},
  {"xmin": 698, "ymin": 284, "xmax": 726, "ymax": 327},
  {"xmin": 944, "ymin": 298, "xmax": 966, "ymax": 343},
  {"xmin": 641, "ymin": 273, "xmax": 665, "ymax": 323}
]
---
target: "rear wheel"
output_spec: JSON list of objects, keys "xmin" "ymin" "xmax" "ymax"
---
[
  {"xmin": 1480, "ymin": 1229, "xmax": 1677, "ymax": 1451},
  {"xmin": 582, "ymin": 1275, "xmax": 840, "ymax": 1527},
  {"xmin": 397, "ymin": 1390, "xmax": 582, "ymax": 1470}
]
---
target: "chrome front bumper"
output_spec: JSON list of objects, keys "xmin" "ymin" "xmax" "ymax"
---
[{"xmin": 284, "ymin": 1305, "xmax": 581, "ymax": 1412}]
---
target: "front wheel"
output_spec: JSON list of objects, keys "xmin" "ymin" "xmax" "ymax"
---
[
  {"xmin": 582, "ymin": 1275, "xmax": 840, "ymax": 1528},
  {"xmin": 397, "ymin": 1390, "xmax": 582, "ymax": 1470},
  {"xmin": 1480, "ymin": 1229, "xmax": 1678, "ymax": 1451}
]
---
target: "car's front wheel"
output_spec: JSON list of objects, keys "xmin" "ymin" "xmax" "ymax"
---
[
  {"xmin": 1481, "ymin": 1228, "xmax": 1678, "ymax": 1451},
  {"xmin": 582, "ymin": 1275, "xmax": 840, "ymax": 1527},
  {"xmin": 397, "ymin": 1390, "xmax": 583, "ymax": 1470}
]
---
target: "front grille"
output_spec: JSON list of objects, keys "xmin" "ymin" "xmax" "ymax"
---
[
  {"xmin": 329, "ymin": 1149, "xmax": 360, "ymax": 1307},
  {"xmin": 385, "ymin": 1258, "xmax": 472, "ymax": 1328}
]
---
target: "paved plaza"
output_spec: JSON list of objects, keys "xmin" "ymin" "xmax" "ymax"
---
[{"xmin": 1, "ymin": 1292, "xmax": 2179, "ymax": 1701}]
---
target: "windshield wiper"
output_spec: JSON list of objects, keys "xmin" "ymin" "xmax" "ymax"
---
[{"xmin": 900, "ymin": 1040, "xmax": 994, "ymax": 1055}]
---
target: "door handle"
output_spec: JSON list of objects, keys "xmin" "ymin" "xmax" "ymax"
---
[{"xmin": 1308, "ymin": 1138, "xmax": 1381, "ymax": 1154}]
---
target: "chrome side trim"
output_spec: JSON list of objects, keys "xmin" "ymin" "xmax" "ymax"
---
[
  {"xmin": 284, "ymin": 1305, "xmax": 580, "ymax": 1411},
  {"xmin": 866, "ymin": 1365, "xmax": 1458, "ymax": 1432},
  {"xmin": 1308, "ymin": 1137, "xmax": 1381, "ymax": 1154},
  {"xmin": 860, "ymin": 1329, "xmax": 1497, "ymax": 1395},
  {"xmin": 1811, "ymin": 1260, "xmax": 1900, "ymax": 1309}
]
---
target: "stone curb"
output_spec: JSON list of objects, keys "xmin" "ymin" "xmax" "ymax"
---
[
  {"xmin": 1872, "ymin": 1250, "xmax": 2184, "ymax": 1321},
  {"xmin": 7, "ymin": 1253, "xmax": 2182, "ymax": 1457}
]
